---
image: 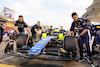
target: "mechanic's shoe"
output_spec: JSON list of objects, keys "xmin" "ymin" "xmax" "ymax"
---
[
  {"xmin": 89, "ymin": 57, "xmax": 93, "ymax": 64},
  {"xmin": 79, "ymin": 57, "xmax": 85, "ymax": 62}
]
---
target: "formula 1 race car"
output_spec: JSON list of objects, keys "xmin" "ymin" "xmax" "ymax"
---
[{"xmin": 4, "ymin": 30, "xmax": 78, "ymax": 61}]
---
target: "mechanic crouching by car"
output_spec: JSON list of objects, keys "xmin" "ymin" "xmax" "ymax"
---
[
  {"xmin": 66, "ymin": 12, "xmax": 93, "ymax": 63},
  {"xmin": 31, "ymin": 21, "xmax": 45, "ymax": 43},
  {"xmin": 86, "ymin": 19, "xmax": 99, "ymax": 55}
]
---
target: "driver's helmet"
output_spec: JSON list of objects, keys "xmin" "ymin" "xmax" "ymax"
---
[{"xmin": 52, "ymin": 29, "xmax": 59, "ymax": 36}]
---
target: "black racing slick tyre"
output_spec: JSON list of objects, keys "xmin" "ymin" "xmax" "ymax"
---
[
  {"xmin": 63, "ymin": 36, "xmax": 76, "ymax": 52},
  {"xmin": 17, "ymin": 35, "xmax": 28, "ymax": 48}
]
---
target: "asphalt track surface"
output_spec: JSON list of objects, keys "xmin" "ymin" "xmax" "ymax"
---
[{"xmin": 0, "ymin": 42, "xmax": 99, "ymax": 67}]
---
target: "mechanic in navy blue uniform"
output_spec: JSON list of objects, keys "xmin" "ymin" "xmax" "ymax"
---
[
  {"xmin": 15, "ymin": 15, "xmax": 31, "ymax": 35},
  {"xmin": 67, "ymin": 12, "xmax": 92, "ymax": 62},
  {"xmin": 31, "ymin": 21, "xmax": 45, "ymax": 41},
  {"xmin": 86, "ymin": 19, "xmax": 96, "ymax": 37},
  {"xmin": 86, "ymin": 19, "xmax": 99, "ymax": 55},
  {"xmin": 59, "ymin": 26, "xmax": 66, "ymax": 35}
]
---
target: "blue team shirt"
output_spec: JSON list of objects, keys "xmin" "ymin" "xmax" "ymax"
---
[{"xmin": 70, "ymin": 18, "xmax": 88, "ymax": 37}]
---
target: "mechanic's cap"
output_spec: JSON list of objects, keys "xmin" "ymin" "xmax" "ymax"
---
[{"xmin": 71, "ymin": 12, "xmax": 77, "ymax": 17}]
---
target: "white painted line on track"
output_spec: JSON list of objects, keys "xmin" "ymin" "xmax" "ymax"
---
[{"xmin": 0, "ymin": 56, "xmax": 15, "ymax": 62}]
